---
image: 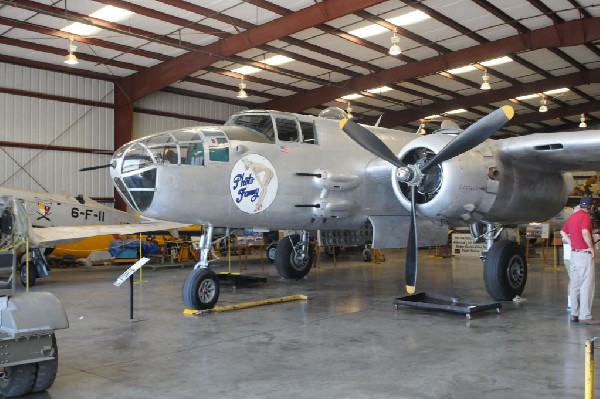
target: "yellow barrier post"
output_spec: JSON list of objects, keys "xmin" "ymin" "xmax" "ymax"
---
[{"xmin": 586, "ymin": 339, "xmax": 595, "ymax": 399}]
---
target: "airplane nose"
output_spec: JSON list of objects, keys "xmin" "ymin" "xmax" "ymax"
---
[{"xmin": 110, "ymin": 142, "xmax": 157, "ymax": 213}]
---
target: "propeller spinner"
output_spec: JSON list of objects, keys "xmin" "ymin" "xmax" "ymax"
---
[{"xmin": 340, "ymin": 106, "xmax": 514, "ymax": 294}]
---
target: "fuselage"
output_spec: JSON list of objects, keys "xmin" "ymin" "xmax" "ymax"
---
[{"xmin": 110, "ymin": 110, "xmax": 415, "ymax": 230}]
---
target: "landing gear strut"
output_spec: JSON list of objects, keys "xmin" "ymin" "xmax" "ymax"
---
[
  {"xmin": 477, "ymin": 222, "xmax": 527, "ymax": 300},
  {"xmin": 182, "ymin": 224, "xmax": 220, "ymax": 309}
]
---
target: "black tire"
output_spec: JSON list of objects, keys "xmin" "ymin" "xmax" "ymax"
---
[
  {"xmin": 266, "ymin": 244, "xmax": 277, "ymax": 263},
  {"xmin": 275, "ymin": 235, "xmax": 314, "ymax": 280},
  {"xmin": 31, "ymin": 335, "xmax": 58, "ymax": 393},
  {"xmin": 182, "ymin": 269, "xmax": 220, "ymax": 310},
  {"xmin": 19, "ymin": 262, "xmax": 37, "ymax": 287},
  {"xmin": 324, "ymin": 246, "xmax": 341, "ymax": 258},
  {"xmin": 484, "ymin": 240, "xmax": 527, "ymax": 300},
  {"xmin": 0, "ymin": 363, "xmax": 36, "ymax": 397},
  {"xmin": 362, "ymin": 248, "xmax": 372, "ymax": 262}
]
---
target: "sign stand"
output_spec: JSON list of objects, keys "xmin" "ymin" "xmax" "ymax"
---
[{"xmin": 114, "ymin": 257, "xmax": 150, "ymax": 321}]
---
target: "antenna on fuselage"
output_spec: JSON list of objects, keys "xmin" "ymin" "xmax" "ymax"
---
[{"xmin": 374, "ymin": 115, "xmax": 382, "ymax": 127}]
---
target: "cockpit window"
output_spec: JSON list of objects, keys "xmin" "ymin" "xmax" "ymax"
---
[
  {"xmin": 226, "ymin": 113, "xmax": 275, "ymax": 142},
  {"xmin": 276, "ymin": 118, "xmax": 299, "ymax": 142},
  {"xmin": 300, "ymin": 121, "xmax": 317, "ymax": 144},
  {"xmin": 122, "ymin": 144, "xmax": 154, "ymax": 173}
]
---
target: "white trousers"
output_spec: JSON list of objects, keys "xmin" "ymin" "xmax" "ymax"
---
[{"xmin": 570, "ymin": 251, "xmax": 595, "ymax": 320}]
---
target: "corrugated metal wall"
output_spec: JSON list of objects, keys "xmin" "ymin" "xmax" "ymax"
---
[
  {"xmin": 0, "ymin": 63, "xmax": 247, "ymax": 199},
  {"xmin": 133, "ymin": 91, "xmax": 246, "ymax": 138},
  {"xmin": 0, "ymin": 63, "xmax": 114, "ymax": 197}
]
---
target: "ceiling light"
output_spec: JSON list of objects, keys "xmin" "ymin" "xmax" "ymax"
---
[
  {"xmin": 236, "ymin": 76, "xmax": 248, "ymax": 98},
  {"xmin": 417, "ymin": 122, "xmax": 426, "ymax": 135},
  {"xmin": 366, "ymin": 86, "xmax": 393, "ymax": 94},
  {"xmin": 515, "ymin": 93, "xmax": 539, "ymax": 100},
  {"xmin": 480, "ymin": 71, "xmax": 491, "ymax": 90},
  {"xmin": 64, "ymin": 39, "xmax": 78, "ymax": 65},
  {"xmin": 263, "ymin": 55, "xmax": 294, "ymax": 66},
  {"xmin": 445, "ymin": 109, "xmax": 467, "ymax": 115},
  {"xmin": 346, "ymin": 102, "xmax": 353, "ymax": 119},
  {"xmin": 579, "ymin": 113, "xmax": 587, "ymax": 128},
  {"xmin": 539, "ymin": 98, "xmax": 548, "ymax": 113},
  {"xmin": 447, "ymin": 65, "xmax": 476, "ymax": 74},
  {"xmin": 341, "ymin": 93, "xmax": 363, "ymax": 100},
  {"xmin": 348, "ymin": 24, "xmax": 387, "ymax": 39},
  {"xmin": 480, "ymin": 56, "xmax": 513, "ymax": 67},
  {"xmin": 232, "ymin": 65, "xmax": 260, "ymax": 75},
  {"xmin": 61, "ymin": 22, "xmax": 99, "ymax": 36},
  {"xmin": 386, "ymin": 10, "xmax": 430, "ymax": 26},
  {"xmin": 544, "ymin": 88, "xmax": 570, "ymax": 96},
  {"xmin": 388, "ymin": 32, "xmax": 401, "ymax": 56},
  {"xmin": 89, "ymin": 5, "xmax": 133, "ymax": 22},
  {"xmin": 424, "ymin": 114, "xmax": 441, "ymax": 120}
]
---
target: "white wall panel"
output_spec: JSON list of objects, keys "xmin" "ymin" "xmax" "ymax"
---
[
  {"xmin": 136, "ymin": 91, "xmax": 246, "ymax": 122},
  {"xmin": 0, "ymin": 93, "xmax": 113, "ymax": 150},
  {"xmin": 0, "ymin": 62, "xmax": 114, "ymax": 197},
  {"xmin": 132, "ymin": 114, "xmax": 209, "ymax": 138},
  {"xmin": 0, "ymin": 62, "xmax": 114, "ymax": 102},
  {"xmin": 1, "ymin": 147, "xmax": 113, "ymax": 197},
  {"xmin": 133, "ymin": 91, "xmax": 247, "ymax": 139}
]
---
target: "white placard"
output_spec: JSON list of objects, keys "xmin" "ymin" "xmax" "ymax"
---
[
  {"xmin": 114, "ymin": 257, "xmax": 150, "ymax": 287},
  {"xmin": 451, "ymin": 233, "xmax": 485, "ymax": 257}
]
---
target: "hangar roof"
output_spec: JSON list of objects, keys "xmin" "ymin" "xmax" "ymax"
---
[{"xmin": 0, "ymin": 0, "xmax": 599, "ymax": 136}]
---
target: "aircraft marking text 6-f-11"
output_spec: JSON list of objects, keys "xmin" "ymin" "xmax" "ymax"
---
[{"xmin": 107, "ymin": 106, "xmax": 600, "ymax": 310}]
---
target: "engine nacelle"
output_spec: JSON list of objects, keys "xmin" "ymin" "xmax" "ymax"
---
[{"xmin": 390, "ymin": 132, "xmax": 572, "ymax": 225}]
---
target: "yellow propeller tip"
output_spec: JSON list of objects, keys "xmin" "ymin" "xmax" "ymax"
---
[
  {"xmin": 501, "ymin": 105, "xmax": 514, "ymax": 120},
  {"xmin": 406, "ymin": 285, "xmax": 415, "ymax": 294},
  {"xmin": 339, "ymin": 118, "xmax": 348, "ymax": 129}
]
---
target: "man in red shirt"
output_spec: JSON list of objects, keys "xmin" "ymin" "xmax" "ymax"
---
[{"xmin": 561, "ymin": 196, "xmax": 596, "ymax": 324}]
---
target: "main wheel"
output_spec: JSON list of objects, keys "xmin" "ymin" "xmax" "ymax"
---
[
  {"xmin": 31, "ymin": 335, "xmax": 58, "ymax": 393},
  {"xmin": 362, "ymin": 248, "xmax": 372, "ymax": 262},
  {"xmin": 266, "ymin": 244, "xmax": 277, "ymax": 263},
  {"xmin": 182, "ymin": 269, "xmax": 220, "ymax": 310},
  {"xmin": 0, "ymin": 363, "xmax": 36, "ymax": 397},
  {"xmin": 275, "ymin": 234, "xmax": 314, "ymax": 280},
  {"xmin": 19, "ymin": 262, "xmax": 37, "ymax": 287},
  {"xmin": 484, "ymin": 240, "xmax": 527, "ymax": 300}
]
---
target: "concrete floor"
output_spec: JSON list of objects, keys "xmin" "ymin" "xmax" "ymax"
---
[{"xmin": 21, "ymin": 247, "xmax": 598, "ymax": 399}]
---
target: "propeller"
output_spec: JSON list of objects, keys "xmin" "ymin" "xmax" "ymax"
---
[{"xmin": 340, "ymin": 105, "xmax": 514, "ymax": 294}]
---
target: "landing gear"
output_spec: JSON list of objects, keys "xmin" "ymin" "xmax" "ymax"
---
[
  {"xmin": 182, "ymin": 268, "xmax": 220, "ymax": 310},
  {"xmin": 0, "ymin": 363, "xmax": 37, "ymax": 398},
  {"xmin": 484, "ymin": 240, "xmax": 527, "ymax": 300},
  {"xmin": 275, "ymin": 232, "xmax": 314, "ymax": 279},
  {"xmin": 182, "ymin": 224, "xmax": 220, "ymax": 310}
]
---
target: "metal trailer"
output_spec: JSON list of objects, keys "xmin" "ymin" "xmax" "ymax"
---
[{"xmin": 0, "ymin": 250, "xmax": 69, "ymax": 397}]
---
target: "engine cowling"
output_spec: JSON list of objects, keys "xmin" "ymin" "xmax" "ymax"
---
[{"xmin": 390, "ymin": 132, "xmax": 572, "ymax": 225}]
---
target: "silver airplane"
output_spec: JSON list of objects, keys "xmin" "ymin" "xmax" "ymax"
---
[{"xmin": 106, "ymin": 105, "xmax": 600, "ymax": 310}]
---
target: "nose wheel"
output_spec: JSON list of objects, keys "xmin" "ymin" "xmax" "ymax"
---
[{"xmin": 182, "ymin": 268, "xmax": 220, "ymax": 310}]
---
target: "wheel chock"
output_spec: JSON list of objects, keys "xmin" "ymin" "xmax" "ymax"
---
[{"xmin": 183, "ymin": 294, "xmax": 309, "ymax": 315}]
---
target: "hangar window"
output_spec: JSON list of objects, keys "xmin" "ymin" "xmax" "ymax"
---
[{"xmin": 276, "ymin": 118, "xmax": 299, "ymax": 142}]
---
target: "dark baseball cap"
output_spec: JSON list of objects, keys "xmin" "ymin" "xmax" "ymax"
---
[{"xmin": 580, "ymin": 196, "xmax": 593, "ymax": 208}]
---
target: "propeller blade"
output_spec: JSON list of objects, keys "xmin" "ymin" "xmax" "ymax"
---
[
  {"xmin": 421, "ymin": 105, "xmax": 514, "ymax": 174},
  {"xmin": 339, "ymin": 118, "xmax": 405, "ymax": 169},
  {"xmin": 405, "ymin": 185, "xmax": 417, "ymax": 294},
  {"xmin": 79, "ymin": 163, "xmax": 112, "ymax": 172}
]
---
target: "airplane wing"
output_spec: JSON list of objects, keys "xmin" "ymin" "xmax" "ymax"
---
[
  {"xmin": 497, "ymin": 130, "xmax": 600, "ymax": 171},
  {"xmin": 29, "ymin": 220, "xmax": 190, "ymax": 244}
]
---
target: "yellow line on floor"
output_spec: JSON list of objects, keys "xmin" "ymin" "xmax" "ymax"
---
[{"xmin": 183, "ymin": 294, "xmax": 309, "ymax": 315}]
